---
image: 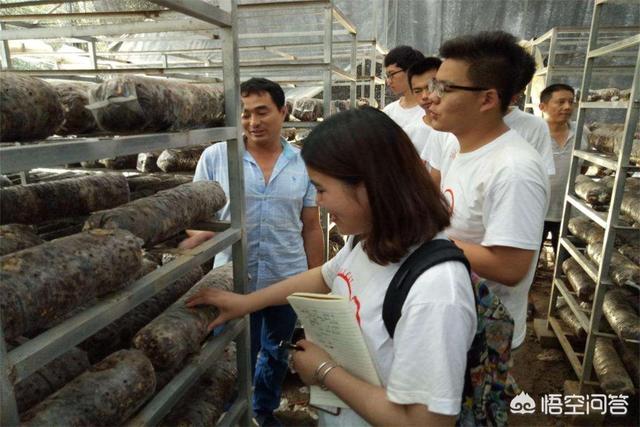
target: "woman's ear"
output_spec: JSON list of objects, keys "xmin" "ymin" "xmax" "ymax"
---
[{"xmin": 354, "ymin": 182, "xmax": 370, "ymax": 208}]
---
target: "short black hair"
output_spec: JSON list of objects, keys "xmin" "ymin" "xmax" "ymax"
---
[
  {"xmin": 540, "ymin": 83, "xmax": 575, "ymax": 103},
  {"xmin": 240, "ymin": 77, "xmax": 285, "ymax": 109},
  {"xmin": 439, "ymin": 31, "xmax": 528, "ymax": 113},
  {"xmin": 383, "ymin": 45, "xmax": 425, "ymax": 70},
  {"xmin": 516, "ymin": 49, "xmax": 536, "ymax": 93},
  {"xmin": 407, "ymin": 57, "xmax": 442, "ymax": 89}
]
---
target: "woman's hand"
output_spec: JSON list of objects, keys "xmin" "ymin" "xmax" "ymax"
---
[
  {"xmin": 292, "ymin": 339, "xmax": 334, "ymax": 386},
  {"xmin": 185, "ymin": 289, "xmax": 250, "ymax": 331}
]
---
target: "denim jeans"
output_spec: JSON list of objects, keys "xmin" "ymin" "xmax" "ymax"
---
[{"xmin": 250, "ymin": 304, "xmax": 298, "ymax": 416}]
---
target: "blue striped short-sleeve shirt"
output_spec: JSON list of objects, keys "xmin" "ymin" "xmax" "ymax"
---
[{"xmin": 194, "ymin": 139, "xmax": 317, "ymax": 290}]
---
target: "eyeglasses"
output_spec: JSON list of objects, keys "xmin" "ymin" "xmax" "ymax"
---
[
  {"xmin": 427, "ymin": 78, "xmax": 489, "ymax": 98},
  {"xmin": 383, "ymin": 69, "xmax": 404, "ymax": 80}
]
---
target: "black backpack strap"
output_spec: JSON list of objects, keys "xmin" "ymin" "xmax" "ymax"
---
[{"xmin": 382, "ymin": 239, "xmax": 470, "ymax": 338}]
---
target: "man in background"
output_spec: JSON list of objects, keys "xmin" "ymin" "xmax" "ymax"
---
[
  {"xmin": 183, "ymin": 78, "xmax": 323, "ymax": 427},
  {"xmin": 538, "ymin": 83, "xmax": 586, "ymax": 258},
  {"xmin": 382, "ymin": 45, "xmax": 425, "ymax": 131},
  {"xmin": 405, "ymin": 56, "xmax": 457, "ymax": 178}
]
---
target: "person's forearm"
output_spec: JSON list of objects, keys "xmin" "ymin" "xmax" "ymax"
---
[
  {"xmin": 246, "ymin": 267, "xmax": 329, "ymax": 310},
  {"xmin": 322, "ymin": 367, "xmax": 453, "ymax": 427},
  {"xmin": 452, "ymin": 240, "xmax": 534, "ymax": 286},
  {"xmin": 303, "ymin": 227, "xmax": 324, "ymax": 268}
]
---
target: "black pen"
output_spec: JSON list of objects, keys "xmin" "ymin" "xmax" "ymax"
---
[{"xmin": 279, "ymin": 340, "xmax": 302, "ymax": 351}]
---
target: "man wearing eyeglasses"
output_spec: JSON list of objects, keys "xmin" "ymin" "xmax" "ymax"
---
[
  {"xmin": 426, "ymin": 31, "xmax": 549, "ymax": 350},
  {"xmin": 403, "ymin": 56, "xmax": 457, "ymax": 175},
  {"xmin": 382, "ymin": 45, "xmax": 425, "ymax": 132}
]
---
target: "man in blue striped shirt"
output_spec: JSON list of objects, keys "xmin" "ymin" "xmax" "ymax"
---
[{"xmin": 183, "ymin": 78, "xmax": 323, "ymax": 427}]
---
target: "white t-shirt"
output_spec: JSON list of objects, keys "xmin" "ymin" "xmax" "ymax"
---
[
  {"xmin": 438, "ymin": 130, "xmax": 549, "ymax": 348},
  {"xmin": 419, "ymin": 128, "xmax": 458, "ymax": 172},
  {"xmin": 404, "ymin": 118, "xmax": 451, "ymax": 172},
  {"xmin": 382, "ymin": 100, "xmax": 424, "ymax": 133},
  {"xmin": 504, "ymin": 107, "xmax": 556, "ymax": 176},
  {"xmin": 318, "ymin": 234, "xmax": 476, "ymax": 427}
]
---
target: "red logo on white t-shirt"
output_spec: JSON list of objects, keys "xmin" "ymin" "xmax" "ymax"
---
[
  {"xmin": 337, "ymin": 271, "xmax": 361, "ymax": 325},
  {"xmin": 444, "ymin": 188, "xmax": 455, "ymax": 214}
]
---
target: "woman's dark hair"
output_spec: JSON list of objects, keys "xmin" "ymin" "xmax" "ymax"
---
[
  {"xmin": 301, "ymin": 107, "xmax": 451, "ymax": 265},
  {"xmin": 240, "ymin": 77, "xmax": 285, "ymax": 109}
]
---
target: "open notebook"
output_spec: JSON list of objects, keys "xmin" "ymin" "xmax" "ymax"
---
[{"xmin": 286, "ymin": 292, "xmax": 381, "ymax": 408}]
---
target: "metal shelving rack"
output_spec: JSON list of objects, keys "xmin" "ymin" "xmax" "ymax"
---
[
  {"xmin": 546, "ymin": 0, "xmax": 640, "ymax": 393},
  {"xmin": 523, "ymin": 25, "xmax": 639, "ymax": 115},
  {"xmin": 355, "ymin": 39, "xmax": 387, "ymax": 108},
  {"xmin": 0, "ymin": 1, "xmax": 253, "ymax": 426}
]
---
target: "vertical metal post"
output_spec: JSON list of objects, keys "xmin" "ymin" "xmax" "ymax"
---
[
  {"xmin": 0, "ymin": 320, "xmax": 19, "ymax": 427},
  {"xmin": 369, "ymin": 41, "xmax": 376, "ymax": 106},
  {"xmin": 88, "ymin": 40, "xmax": 98, "ymax": 70},
  {"xmin": 545, "ymin": 28, "xmax": 558, "ymax": 86},
  {"xmin": 163, "ymin": 54, "xmax": 169, "ymax": 69},
  {"xmin": 0, "ymin": 23, "xmax": 12, "ymax": 70},
  {"xmin": 321, "ymin": 2, "xmax": 333, "ymax": 261},
  {"xmin": 382, "ymin": 0, "xmax": 389, "ymax": 51},
  {"xmin": 220, "ymin": 0, "xmax": 251, "ymax": 424},
  {"xmin": 350, "ymin": 33, "xmax": 357, "ymax": 109},
  {"xmin": 359, "ymin": 48, "xmax": 366, "ymax": 99}
]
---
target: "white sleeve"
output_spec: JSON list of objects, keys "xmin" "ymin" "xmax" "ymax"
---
[
  {"xmin": 385, "ymin": 262, "xmax": 476, "ymax": 416},
  {"xmin": 321, "ymin": 236, "xmax": 354, "ymax": 290},
  {"xmin": 481, "ymin": 175, "xmax": 548, "ymax": 250},
  {"xmin": 420, "ymin": 132, "xmax": 440, "ymax": 170},
  {"xmin": 423, "ymin": 132, "xmax": 452, "ymax": 171},
  {"xmin": 537, "ymin": 126, "xmax": 556, "ymax": 176}
]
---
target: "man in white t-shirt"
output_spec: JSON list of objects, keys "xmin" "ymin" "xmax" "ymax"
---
[
  {"xmin": 539, "ymin": 83, "xmax": 587, "ymax": 256},
  {"xmin": 382, "ymin": 45, "xmax": 425, "ymax": 131},
  {"xmin": 404, "ymin": 56, "xmax": 458, "ymax": 182},
  {"xmin": 503, "ymin": 50, "xmax": 556, "ymax": 176},
  {"xmin": 427, "ymin": 31, "xmax": 549, "ymax": 349}
]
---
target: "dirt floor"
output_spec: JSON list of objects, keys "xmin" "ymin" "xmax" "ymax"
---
[{"xmin": 274, "ymin": 247, "xmax": 640, "ymax": 426}]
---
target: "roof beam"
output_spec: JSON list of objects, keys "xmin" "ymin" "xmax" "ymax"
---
[
  {"xmin": 0, "ymin": 19, "xmax": 216, "ymax": 40},
  {"xmin": 0, "ymin": 10, "xmax": 170, "ymax": 22},
  {"xmin": 147, "ymin": 0, "xmax": 231, "ymax": 27},
  {"xmin": 0, "ymin": 0, "xmax": 86, "ymax": 9},
  {"xmin": 332, "ymin": 6, "xmax": 356, "ymax": 35}
]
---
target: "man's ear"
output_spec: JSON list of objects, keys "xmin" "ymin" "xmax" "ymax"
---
[
  {"xmin": 478, "ymin": 88, "xmax": 501, "ymax": 113},
  {"xmin": 539, "ymin": 102, "xmax": 547, "ymax": 117}
]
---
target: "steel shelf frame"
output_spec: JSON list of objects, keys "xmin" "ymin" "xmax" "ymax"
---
[
  {"xmin": 0, "ymin": 1, "xmax": 253, "ymax": 426},
  {"xmin": 522, "ymin": 25, "xmax": 639, "ymax": 114},
  {"xmin": 546, "ymin": 0, "xmax": 640, "ymax": 393},
  {"xmin": 0, "ymin": 0, "xmax": 385, "ymax": 104},
  {"xmin": 1, "ymin": 0, "xmax": 369, "ymax": 262}
]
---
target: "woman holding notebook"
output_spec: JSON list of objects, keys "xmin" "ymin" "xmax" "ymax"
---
[{"xmin": 187, "ymin": 107, "xmax": 476, "ymax": 426}]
